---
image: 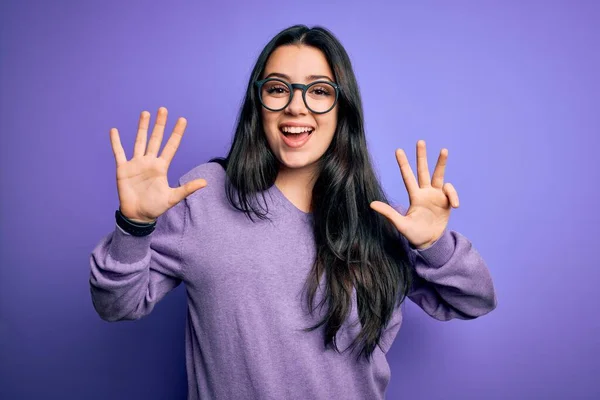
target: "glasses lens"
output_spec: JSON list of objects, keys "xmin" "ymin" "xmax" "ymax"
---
[
  {"xmin": 260, "ymin": 80, "xmax": 290, "ymax": 110},
  {"xmin": 305, "ymin": 82, "xmax": 336, "ymax": 113}
]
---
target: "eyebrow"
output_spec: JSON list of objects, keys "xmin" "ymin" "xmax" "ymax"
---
[{"xmin": 264, "ymin": 72, "xmax": 335, "ymax": 82}]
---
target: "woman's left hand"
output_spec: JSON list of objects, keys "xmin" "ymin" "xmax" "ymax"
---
[{"xmin": 370, "ymin": 140, "xmax": 460, "ymax": 250}]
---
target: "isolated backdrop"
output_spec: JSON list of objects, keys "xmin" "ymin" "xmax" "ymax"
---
[{"xmin": 1, "ymin": 0, "xmax": 598, "ymax": 399}]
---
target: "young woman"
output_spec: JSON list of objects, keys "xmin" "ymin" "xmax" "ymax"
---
[{"xmin": 90, "ymin": 25, "xmax": 497, "ymax": 400}]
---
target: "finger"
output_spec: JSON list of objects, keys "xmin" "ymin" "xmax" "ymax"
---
[
  {"xmin": 171, "ymin": 178, "xmax": 208, "ymax": 205},
  {"xmin": 133, "ymin": 111, "xmax": 150, "ymax": 158},
  {"xmin": 443, "ymin": 182, "xmax": 459, "ymax": 208},
  {"xmin": 146, "ymin": 107, "xmax": 168, "ymax": 157},
  {"xmin": 370, "ymin": 201, "xmax": 407, "ymax": 233},
  {"xmin": 160, "ymin": 117, "xmax": 187, "ymax": 164},
  {"xmin": 395, "ymin": 148, "xmax": 419, "ymax": 195},
  {"xmin": 416, "ymin": 140, "xmax": 431, "ymax": 187},
  {"xmin": 109, "ymin": 128, "xmax": 127, "ymax": 166},
  {"xmin": 431, "ymin": 148, "xmax": 448, "ymax": 189}
]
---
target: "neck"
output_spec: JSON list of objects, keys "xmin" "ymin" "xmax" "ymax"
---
[{"xmin": 275, "ymin": 164, "xmax": 318, "ymax": 213}]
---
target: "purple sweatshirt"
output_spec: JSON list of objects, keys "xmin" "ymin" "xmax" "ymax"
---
[{"xmin": 89, "ymin": 162, "xmax": 497, "ymax": 399}]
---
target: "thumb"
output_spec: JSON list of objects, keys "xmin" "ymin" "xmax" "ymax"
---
[
  {"xmin": 370, "ymin": 201, "xmax": 407, "ymax": 234},
  {"xmin": 172, "ymin": 178, "xmax": 208, "ymax": 204}
]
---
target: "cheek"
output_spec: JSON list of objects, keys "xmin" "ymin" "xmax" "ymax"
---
[
  {"xmin": 318, "ymin": 113, "xmax": 337, "ymax": 138},
  {"xmin": 262, "ymin": 112, "xmax": 279, "ymax": 138}
]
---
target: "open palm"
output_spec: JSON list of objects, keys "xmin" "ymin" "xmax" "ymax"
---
[
  {"xmin": 370, "ymin": 140, "xmax": 460, "ymax": 250},
  {"xmin": 110, "ymin": 107, "xmax": 207, "ymax": 223}
]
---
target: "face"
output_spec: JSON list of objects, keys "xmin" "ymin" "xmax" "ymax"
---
[{"xmin": 260, "ymin": 45, "xmax": 338, "ymax": 174}]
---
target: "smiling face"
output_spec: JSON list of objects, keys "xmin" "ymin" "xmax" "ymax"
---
[{"xmin": 260, "ymin": 45, "xmax": 338, "ymax": 176}]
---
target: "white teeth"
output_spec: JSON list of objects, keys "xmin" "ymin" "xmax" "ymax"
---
[{"xmin": 281, "ymin": 126, "xmax": 313, "ymax": 134}]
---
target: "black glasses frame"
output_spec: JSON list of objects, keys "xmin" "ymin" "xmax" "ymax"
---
[{"xmin": 254, "ymin": 78, "xmax": 340, "ymax": 114}]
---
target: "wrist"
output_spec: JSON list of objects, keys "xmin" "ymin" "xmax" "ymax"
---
[
  {"xmin": 115, "ymin": 209, "xmax": 157, "ymax": 236},
  {"xmin": 126, "ymin": 216, "xmax": 156, "ymax": 224},
  {"xmin": 119, "ymin": 208, "xmax": 156, "ymax": 224}
]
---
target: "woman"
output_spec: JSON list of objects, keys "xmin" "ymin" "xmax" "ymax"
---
[{"xmin": 90, "ymin": 25, "xmax": 497, "ymax": 400}]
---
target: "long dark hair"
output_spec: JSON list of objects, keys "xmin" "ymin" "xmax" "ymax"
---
[{"xmin": 210, "ymin": 25, "xmax": 413, "ymax": 362}]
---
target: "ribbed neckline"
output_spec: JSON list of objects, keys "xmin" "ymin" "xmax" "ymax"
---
[
  {"xmin": 267, "ymin": 183, "xmax": 313, "ymax": 222},
  {"xmin": 213, "ymin": 161, "xmax": 313, "ymax": 222}
]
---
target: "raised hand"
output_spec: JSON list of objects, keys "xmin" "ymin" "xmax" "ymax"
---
[
  {"xmin": 109, "ymin": 107, "xmax": 207, "ymax": 223},
  {"xmin": 370, "ymin": 140, "xmax": 460, "ymax": 250}
]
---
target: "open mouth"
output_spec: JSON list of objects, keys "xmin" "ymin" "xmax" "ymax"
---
[
  {"xmin": 280, "ymin": 126, "xmax": 314, "ymax": 136},
  {"xmin": 279, "ymin": 126, "xmax": 314, "ymax": 148}
]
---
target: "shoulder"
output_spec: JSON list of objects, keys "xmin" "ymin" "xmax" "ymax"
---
[
  {"xmin": 178, "ymin": 161, "xmax": 227, "ymax": 205},
  {"xmin": 180, "ymin": 161, "xmax": 226, "ymax": 186}
]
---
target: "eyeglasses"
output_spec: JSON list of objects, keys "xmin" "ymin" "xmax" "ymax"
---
[{"xmin": 255, "ymin": 78, "xmax": 340, "ymax": 114}]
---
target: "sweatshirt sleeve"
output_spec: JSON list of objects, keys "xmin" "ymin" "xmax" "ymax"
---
[
  {"xmin": 395, "ymin": 205, "xmax": 498, "ymax": 321},
  {"xmin": 89, "ymin": 177, "xmax": 189, "ymax": 322}
]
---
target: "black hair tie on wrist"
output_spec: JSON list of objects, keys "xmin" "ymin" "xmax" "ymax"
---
[{"xmin": 115, "ymin": 208, "xmax": 156, "ymax": 237}]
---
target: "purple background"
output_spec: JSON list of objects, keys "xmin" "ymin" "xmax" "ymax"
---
[{"xmin": 1, "ymin": 1, "xmax": 598, "ymax": 399}]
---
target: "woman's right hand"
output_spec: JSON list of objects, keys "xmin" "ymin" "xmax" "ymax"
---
[{"xmin": 109, "ymin": 107, "xmax": 207, "ymax": 223}]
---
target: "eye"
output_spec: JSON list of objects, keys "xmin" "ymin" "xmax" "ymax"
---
[
  {"xmin": 266, "ymin": 86, "xmax": 287, "ymax": 94},
  {"xmin": 309, "ymin": 85, "xmax": 332, "ymax": 97},
  {"xmin": 263, "ymin": 81, "xmax": 290, "ymax": 96}
]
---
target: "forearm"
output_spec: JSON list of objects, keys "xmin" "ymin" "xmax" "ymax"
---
[
  {"xmin": 406, "ymin": 229, "xmax": 497, "ymax": 320},
  {"xmin": 89, "ymin": 226, "xmax": 155, "ymax": 321}
]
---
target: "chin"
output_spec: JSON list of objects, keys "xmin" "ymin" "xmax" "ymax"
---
[{"xmin": 277, "ymin": 154, "xmax": 317, "ymax": 170}]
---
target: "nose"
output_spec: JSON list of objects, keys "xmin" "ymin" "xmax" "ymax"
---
[{"xmin": 284, "ymin": 87, "xmax": 308, "ymax": 115}]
